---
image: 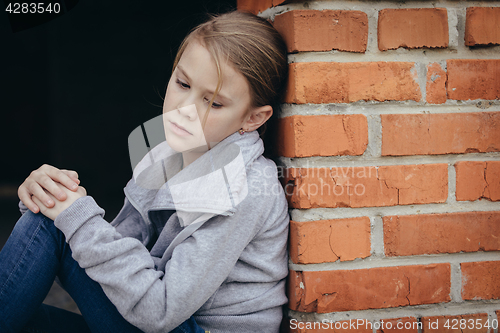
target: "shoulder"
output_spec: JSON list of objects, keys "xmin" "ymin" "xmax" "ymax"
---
[
  {"xmin": 246, "ymin": 155, "xmax": 283, "ymax": 195},
  {"xmin": 242, "ymin": 155, "xmax": 289, "ymax": 225}
]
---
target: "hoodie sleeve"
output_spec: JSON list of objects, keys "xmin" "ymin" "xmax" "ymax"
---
[
  {"xmin": 53, "ymin": 194, "xmax": 279, "ymax": 333},
  {"xmin": 18, "ymin": 200, "xmax": 29, "ymax": 215}
]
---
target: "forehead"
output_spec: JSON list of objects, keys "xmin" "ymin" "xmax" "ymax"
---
[{"xmin": 176, "ymin": 39, "xmax": 251, "ymax": 103}]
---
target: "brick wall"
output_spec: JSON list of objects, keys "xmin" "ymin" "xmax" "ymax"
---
[{"xmin": 237, "ymin": 0, "xmax": 500, "ymax": 332}]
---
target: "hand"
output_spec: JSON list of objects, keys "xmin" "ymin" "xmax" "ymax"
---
[
  {"xmin": 18, "ymin": 164, "xmax": 81, "ymax": 214},
  {"xmin": 32, "ymin": 183, "xmax": 87, "ymax": 221}
]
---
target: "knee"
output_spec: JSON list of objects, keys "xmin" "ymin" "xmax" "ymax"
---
[{"xmin": 14, "ymin": 211, "xmax": 56, "ymax": 236}]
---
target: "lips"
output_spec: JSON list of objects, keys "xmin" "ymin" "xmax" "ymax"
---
[{"xmin": 170, "ymin": 121, "xmax": 192, "ymax": 135}]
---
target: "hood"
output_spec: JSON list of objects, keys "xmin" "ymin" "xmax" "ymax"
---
[{"xmin": 124, "ymin": 122, "xmax": 264, "ymax": 228}]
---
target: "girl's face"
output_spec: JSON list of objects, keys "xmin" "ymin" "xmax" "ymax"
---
[{"xmin": 162, "ymin": 39, "xmax": 253, "ymax": 153}]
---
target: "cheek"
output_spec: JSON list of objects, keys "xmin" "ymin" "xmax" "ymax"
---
[
  {"xmin": 198, "ymin": 114, "xmax": 214, "ymax": 133},
  {"xmin": 162, "ymin": 96, "xmax": 169, "ymax": 110},
  {"xmin": 163, "ymin": 81, "xmax": 177, "ymax": 107},
  {"xmin": 197, "ymin": 106, "xmax": 206, "ymax": 120}
]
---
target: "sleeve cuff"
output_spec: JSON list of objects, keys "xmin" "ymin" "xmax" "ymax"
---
[
  {"xmin": 18, "ymin": 200, "xmax": 29, "ymax": 215},
  {"xmin": 54, "ymin": 196, "xmax": 106, "ymax": 242}
]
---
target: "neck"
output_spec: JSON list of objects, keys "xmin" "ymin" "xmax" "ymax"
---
[
  {"xmin": 179, "ymin": 139, "xmax": 225, "ymax": 170},
  {"xmin": 180, "ymin": 140, "xmax": 216, "ymax": 170},
  {"xmin": 181, "ymin": 150, "xmax": 205, "ymax": 170}
]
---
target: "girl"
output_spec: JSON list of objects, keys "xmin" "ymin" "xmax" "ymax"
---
[{"xmin": 0, "ymin": 10, "xmax": 289, "ymax": 333}]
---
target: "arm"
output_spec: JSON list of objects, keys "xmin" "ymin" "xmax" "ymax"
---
[{"xmin": 54, "ymin": 195, "xmax": 266, "ymax": 333}]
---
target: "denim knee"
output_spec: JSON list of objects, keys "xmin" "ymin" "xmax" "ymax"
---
[{"xmin": 11, "ymin": 211, "xmax": 66, "ymax": 251}]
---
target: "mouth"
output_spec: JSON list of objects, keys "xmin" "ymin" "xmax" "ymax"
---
[{"xmin": 170, "ymin": 121, "xmax": 193, "ymax": 136}]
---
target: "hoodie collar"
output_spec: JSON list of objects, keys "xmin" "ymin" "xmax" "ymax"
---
[{"xmin": 124, "ymin": 130, "xmax": 264, "ymax": 223}]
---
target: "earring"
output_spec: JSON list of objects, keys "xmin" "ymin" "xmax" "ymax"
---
[{"xmin": 238, "ymin": 128, "xmax": 246, "ymax": 135}]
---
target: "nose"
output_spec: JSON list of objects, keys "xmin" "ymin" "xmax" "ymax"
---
[{"xmin": 177, "ymin": 103, "xmax": 199, "ymax": 121}]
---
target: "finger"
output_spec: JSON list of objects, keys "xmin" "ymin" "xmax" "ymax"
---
[
  {"xmin": 28, "ymin": 180, "xmax": 57, "ymax": 208},
  {"xmin": 43, "ymin": 167, "xmax": 80, "ymax": 194},
  {"xmin": 77, "ymin": 186, "xmax": 87, "ymax": 196},
  {"xmin": 61, "ymin": 169, "xmax": 80, "ymax": 184},
  {"xmin": 18, "ymin": 185, "xmax": 40, "ymax": 214},
  {"xmin": 31, "ymin": 195, "xmax": 47, "ymax": 215},
  {"xmin": 34, "ymin": 174, "xmax": 70, "ymax": 201}
]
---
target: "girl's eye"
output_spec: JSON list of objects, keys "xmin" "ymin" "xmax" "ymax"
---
[
  {"xmin": 176, "ymin": 78, "xmax": 190, "ymax": 89},
  {"xmin": 204, "ymin": 97, "xmax": 223, "ymax": 108},
  {"xmin": 211, "ymin": 102, "xmax": 223, "ymax": 108}
]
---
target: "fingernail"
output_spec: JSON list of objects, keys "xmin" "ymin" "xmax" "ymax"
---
[
  {"xmin": 46, "ymin": 199, "xmax": 53, "ymax": 206},
  {"xmin": 71, "ymin": 183, "xmax": 78, "ymax": 189},
  {"xmin": 58, "ymin": 192, "xmax": 65, "ymax": 200}
]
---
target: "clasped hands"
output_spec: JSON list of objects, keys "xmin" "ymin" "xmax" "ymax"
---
[{"xmin": 18, "ymin": 164, "xmax": 87, "ymax": 221}]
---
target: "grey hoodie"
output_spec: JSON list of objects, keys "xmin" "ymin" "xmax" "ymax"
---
[{"xmin": 19, "ymin": 129, "xmax": 289, "ymax": 333}]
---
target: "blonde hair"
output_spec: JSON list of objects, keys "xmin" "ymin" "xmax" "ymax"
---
[{"xmin": 171, "ymin": 10, "xmax": 288, "ymax": 140}]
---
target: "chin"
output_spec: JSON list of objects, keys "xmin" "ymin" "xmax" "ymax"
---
[
  {"xmin": 166, "ymin": 133, "xmax": 208, "ymax": 153},
  {"xmin": 165, "ymin": 134, "xmax": 188, "ymax": 152}
]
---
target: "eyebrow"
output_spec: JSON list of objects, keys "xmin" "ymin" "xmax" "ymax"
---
[
  {"xmin": 176, "ymin": 65, "xmax": 233, "ymax": 104},
  {"xmin": 177, "ymin": 65, "xmax": 191, "ymax": 82}
]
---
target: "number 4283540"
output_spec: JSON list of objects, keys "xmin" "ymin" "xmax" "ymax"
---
[
  {"xmin": 5, "ymin": 3, "xmax": 61, "ymax": 14},
  {"xmin": 444, "ymin": 318, "xmax": 498, "ymax": 330}
]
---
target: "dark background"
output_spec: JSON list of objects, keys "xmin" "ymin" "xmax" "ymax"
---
[{"xmin": 0, "ymin": 0, "xmax": 236, "ymax": 247}]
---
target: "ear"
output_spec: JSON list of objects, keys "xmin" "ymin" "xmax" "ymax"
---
[{"xmin": 242, "ymin": 105, "xmax": 273, "ymax": 132}]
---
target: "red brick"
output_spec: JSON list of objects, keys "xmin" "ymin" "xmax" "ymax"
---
[
  {"xmin": 273, "ymin": 10, "xmax": 368, "ymax": 53},
  {"xmin": 447, "ymin": 59, "xmax": 500, "ymax": 100},
  {"xmin": 456, "ymin": 161, "xmax": 488, "ymax": 201},
  {"xmin": 426, "ymin": 63, "xmax": 447, "ymax": 104},
  {"xmin": 377, "ymin": 164, "xmax": 448, "ymax": 205},
  {"xmin": 285, "ymin": 62, "xmax": 421, "ymax": 104},
  {"xmin": 288, "ymin": 264, "xmax": 451, "ymax": 313},
  {"xmin": 378, "ymin": 8, "xmax": 449, "ymax": 51},
  {"xmin": 485, "ymin": 162, "xmax": 500, "ymax": 201},
  {"xmin": 289, "ymin": 319, "xmax": 372, "ymax": 333},
  {"xmin": 462, "ymin": 261, "xmax": 500, "ymax": 300},
  {"xmin": 282, "ymin": 164, "xmax": 447, "ymax": 209},
  {"xmin": 456, "ymin": 161, "xmax": 500, "ymax": 202},
  {"xmin": 384, "ymin": 211, "xmax": 500, "ymax": 256},
  {"xmin": 276, "ymin": 115, "xmax": 368, "ymax": 158},
  {"xmin": 381, "ymin": 112, "xmax": 500, "ymax": 156},
  {"xmin": 465, "ymin": 7, "xmax": 500, "ymax": 46},
  {"xmin": 236, "ymin": 0, "xmax": 285, "ymax": 15},
  {"xmin": 376, "ymin": 317, "xmax": 419, "ymax": 333},
  {"xmin": 422, "ymin": 313, "xmax": 489, "ymax": 333},
  {"xmin": 289, "ymin": 217, "xmax": 371, "ymax": 264}
]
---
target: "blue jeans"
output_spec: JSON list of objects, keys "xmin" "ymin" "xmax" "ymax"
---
[{"xmin": 0, "ymin": 211, "xmax": 205, "ymax": 333}]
